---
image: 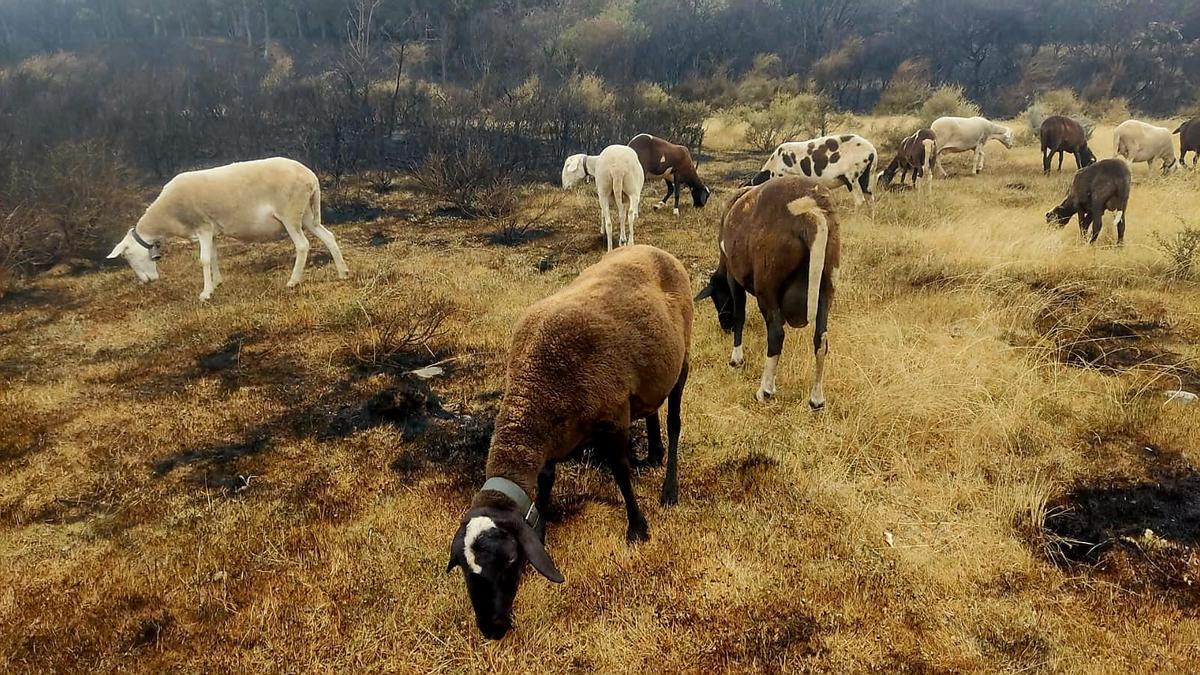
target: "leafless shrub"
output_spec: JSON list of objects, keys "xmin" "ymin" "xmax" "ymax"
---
[
  {"xmin": 332, "ymin": 280, "xmax": 456, "ymax": 372},
  {"xmin": 1154, "ymin": 225, "xmax": 1200, "ymax": 280},
  {"xmin": 413, "ymin": 145, "xmax": 517, "ymax": 219}
]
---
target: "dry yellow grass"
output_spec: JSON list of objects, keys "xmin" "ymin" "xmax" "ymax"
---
[{"xmin": 2, "ymin": 121, "xmax": 1200, "ymax": 672}]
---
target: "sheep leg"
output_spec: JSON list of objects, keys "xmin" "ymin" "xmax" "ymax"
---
[
  {"xmin": 672, "ymin": 179, "xmax": 681, "ymax": 216},
  {"xmin": 756, "ymin": 306, "xmax": 785, "ymax": 403},
  {"xmin": 809, "ymin": 276, "xmax": 832, "ymax": 410},
  {"xmin": 1114, "ymin": 209, "xmax": 1126, "ymax": 246},
  {"xmin": 601, "ymin": 425, "xmax": 649, "ymax": 543},
  {"xmin": 1057, "ymin": 151, "xmax": 1064, "ymax": 171},
  {"xmin": 641, "ymin": 412, "xmax": 664, "ymax": 468},
  {"xmin": 210, "ymin": 242, "xmax": 223, "ymax": 287},
  {"xmin": 1089, "ymin": 202, "xmax": 1105, "ymax": 244},
  {"xmin": 973, "ymin": 145, "xmax": 984, "ymax": 174},
  {"xmin": 598, "ymin": 192, "xmax": 614, "ymax": 252},
  {"xmin": 728, "ymin": 279, "xmax": 747, "ymax": 367},
  {"xmin": 660, "ymin": 359, "xmax": 688, "ymax": 507},
  {"xmin": 1077, "ymin": 210, "xmax": 1093, "ymax": 242},
  {"xmin": 197, "ymin": 229, "xmax": 216, "ymax": 301},
  {"xmin": 654, "ymin": 181, "xmax": 673, "ymax": 210},
  {"xmin": 936, "ymin": 150, "xmax": 949, "ymax": 178},
  {"xmin": 273, "ymin": 213, "xmax": 311, "ymax": 288},
  {"xmin": 535, "ymin": 462, "xmax": 556, "ymax": 522},
  {"xmin": 1042, "ymin": 148, "xmax": 1051, "ymax": 174},
  {"xmin": 305, "ymin": 223, "xmax": 350, "ymax": 280}
]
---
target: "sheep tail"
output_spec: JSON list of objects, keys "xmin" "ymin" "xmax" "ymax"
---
[
  {"xmin": 785, "ymin": 196, "xmax": 829, "ymax": 325},
  {"xmin": 309, "ymin": 184, "xmax": 322, "ymax": 228}
]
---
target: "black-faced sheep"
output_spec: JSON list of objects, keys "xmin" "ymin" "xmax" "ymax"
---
[
  {"xmin": 447, "ymin": 244, "xmax": 692, "ymax": 640},
  {"xmin": 1046, "ymin": 158, "xmax": 1132, "ymax": 245},
  {"xmin": 628, "ymin": 133, "xmax": 711, "ymax": 215}
]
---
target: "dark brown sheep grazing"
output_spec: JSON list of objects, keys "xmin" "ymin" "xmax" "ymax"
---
[
  {"xmin": 628, "ymin": 133, "xmax": 711, "ymax": 215},
  {"xmin": 879, "ymin": 128, "xmax": 937, "ymax": 191},
  {"xmin": 1040, "ymin": 115, "xmax": 1097, "ymax": 174},
  {"xmin": 696, "ymin": 176, "xmax": 840, "ymax": 407},
  {"xmin": 1175, "ymin": 118, "xmax": 1200, "ymax": 168},
  {"xmin": 1045, "ymin": 158, "xmax": 1131, "ymax": 244},
  {"xmin": 447, "ymin": 244, "xmax": 692, "ymax": 640}
]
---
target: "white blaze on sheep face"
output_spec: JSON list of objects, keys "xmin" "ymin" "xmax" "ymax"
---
[{"xmin": 463, "ymin": 516, "xmax": 498, "ymax": 574}]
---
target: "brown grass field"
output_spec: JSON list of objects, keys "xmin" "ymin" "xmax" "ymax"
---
[{"xmin": 3, "ymin": 119, "xmax": 1200, "ymax": 672}]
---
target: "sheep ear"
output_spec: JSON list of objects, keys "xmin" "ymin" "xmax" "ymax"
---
[
  {"xmin": 694, "ymin": 282, "xmax": 714, "ymax": 301},
  {"xmin": 107, "ymin": 240, "xmax": 128, "ymax": 259},
  {"xmin": 446, "ymin": 526, "xmax": 466, "ymax": 574},
  {"xmin": 565, "ymin": 156, "xmax": 579, "ymax": 173},
  {"xmin": 517, "ymin": 522, "xmax": 563, "ymax": 583}
]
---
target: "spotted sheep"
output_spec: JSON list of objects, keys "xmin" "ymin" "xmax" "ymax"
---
[
  {"xmin": 930, "ymin": 116, "xmax": 1014, "ymax": 176},
  {"xmin": 106, "ymin": 157, "xmax": 349, "ymax": 301},
  {"xmin": 447, "ymin": 245, "xmax": 692, "ymax": 640},
  {"xmin": 1040, "ymin": 115, "xmax": 1097, "ymax": 174},
  {"xmin": 696, "ymin": 177, "xmax": 839, "ymax": 407},
  {"xmin": 879, "ymin": 128, "xmax": 937, "ymax": 192},
  {"xmin": 562, "ymin": 145, "xmax": 645, "ymax": 251},
  {"xmin": 748, "ymin": 134, "xmax": 877, "ymax": 205},
  {"xmin": 1045, "ymin": 158, "xmax": 1131, "ymax": 245},
  {"xmin": 1113, "ymin": 119, "xmax": 1179, "ymax": 176},
  {"xmin": 1175, "ymin": 118, "xmax": 1200, "ymax": 168},
  {"xmin": 627, "ymin": 133, "xmax": 711, "ymax": 215}
]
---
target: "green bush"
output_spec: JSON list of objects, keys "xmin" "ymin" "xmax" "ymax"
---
[{"xmin": 724, "ymin": 92, "xmax": 835, "ymax": 152}]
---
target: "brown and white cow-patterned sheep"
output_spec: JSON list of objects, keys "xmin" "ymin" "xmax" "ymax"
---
[
  {"xmin": 1040, "ymin": 115, "xmax": 1097, "ymax": 174},
  {"xmin": 447, "ymin": 244, "xmax": 692, "ymax": 640},
  {"xmin": 696, "ymin": 176, "xmax": 839, "ymax": 407},
  {"xmin": 1045, "ymin": 158, "xmax": 1131, "ymax": 245},
  {"xmin": 1174, "ymin": 118, "xmax": 1200, "ymax": 168},
  {"xmin": 879, "ymin": 128, "xmax": 937, "ymax": 192},
  {"xmin": 628, "ymin": 133, "xmax": 711, "ymax": 215},
  {"xmin": 748, "ymin": 134, "xmax": 876, "ymax": 205}
]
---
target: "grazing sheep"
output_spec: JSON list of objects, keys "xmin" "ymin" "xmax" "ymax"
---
[
  {"xmin": 1113, "ymin": 119, "xmax": 1179, "ymax": 175},
  {"xmin": 1045, "ymin": 158, "xmax": 1131, "ymax": 245},
  {"xmin": 696, "ymin": 176, "xmax": 839, "ymax": 407},
  {"xmin": 447, "ymin": 244, "xmax": 692, "ymax": 640},
  {"xmin": 106, "ymin": 157, "xmax": 349, "ymax": 301},
  {"xmin": 562, "ymin": 145, "xmax": 645, "ymax": 251},
  {"xmin": 931, "ymin": 116, "xmax": 1014, "ymax": 175},
  {"xmin": 1040, "ymin": 115, "xmax": 1097, "ymax": 174},
  {"xmin": 628, "ymin": 133, "xmax": 711, "ymax": 215},
  {"xmin": 1174, "ymin": 118, "xmax": 1200, "ymax": 168},
  {"xmin": 879, "ymin": 128, "xmax": 937, "ymax": 192},
  {"xmin": 748, "ymin": 134, "xmax": 876, "ymax": 205}
]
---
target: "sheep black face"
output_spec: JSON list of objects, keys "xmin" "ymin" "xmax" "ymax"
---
[
  {"xmin": 745, "ymin": 170, "xmax": 772, "ymax": 187},
  {"xmin": 1079, "ymin": 147, "xmax": 1097, "ymax": 168},
  {"xmin": 695, "ymin": 271, "xmax": 734, "ymax": 332},
  {"xmin": 447, "ymin": 507, "xmax": 563, "ymax": 640},
  {"xmin": 1046, "ymin": 201, "xmax": 1076, "ymax": 226},
  {"xmin": 693, "ymin": 184, "xmax": 711, "ymax": 208}
]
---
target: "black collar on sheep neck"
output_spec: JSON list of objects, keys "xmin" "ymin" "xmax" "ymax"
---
[
  {"xmin": 481, "ymin": 476, "xmax": 541, "ymax": 533},
  {"xmin": 130, "ymin": 228, "xmax": 157, "ymax": 251}
]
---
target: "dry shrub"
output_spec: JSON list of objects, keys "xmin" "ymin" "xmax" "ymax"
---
[
  {"xmin": 874, "ymin": 60, "xmax": 932, "ymax": 115},
  {"xmin": 918, "ymin": 85, "xmax": 981, "ymax": 127},
  {"xmin": 1154, "ymin": 225, "xmax": 1200, "ymax": 280},
  {"xmin": 1084, "ymin": 97, "xmax": 1132, "ymax": 124},
  {"xmin": 872, "ymin": 119, "xmax": 921, "ymax": 154},
  {"xmin": 0, "ymin": 141, "xmax": 141, "ymax": 273},
  {"xmin": 331, "ymin": 276, "xmax": 456, "ymax": 372},
  {"xmin": 413, "ymin": 144, "xmax": 517, "ymax": 219}
]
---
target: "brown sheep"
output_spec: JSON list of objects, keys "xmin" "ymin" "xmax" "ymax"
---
[
  {"xmin": 628, "ymin": 133, "xmax": 711, "ymax": 215},
  {"xmin": 696, "ymin": 176, "xmax": 840, "ymax": 408},
  {"xmin": 1045, "ymin": 158, "xmax": 1131, "ymax": 245},
  {"xmin": 879, "ymin": 128, "xmax": 937, "ymax": 191},
  {"xmin": 1175, "ymin": 118, "xmax": 1200, "ymax": 168},
  {"xmin": 1040, "ymin": 115, "xmax": 1097, "ymax": 174},
  {"xmin": 446, "ymin": 244, "xmax": 693, "ymax": 640}
]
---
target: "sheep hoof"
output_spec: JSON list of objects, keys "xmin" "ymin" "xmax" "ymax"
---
[
  {"xmin": 626, "ymin": 522, "xmax": 650, "ymax": 543},
  {"xmin": 652, "ymin": 203, "xmax": 662, "ymax": 210},
  {"xmin": 337, "ymin": 270, "xmax": 350, "ymax": 280},
  {"xmin": 672, "ymin": 208, "xmax": 680, "ymax": 216},
  {"xmin": 756, "ymin": 389, "xmax": 774, "ymax": 403},
  {"xmin": 809, "ymin": 399, "xmax": 826, "ymax": 411},
  {"xmin": 286, "ymin": 279, "xmax": 301, "ymax": 289},
  {"xmin": 199, "ymin": 292, "xmax": 212, "ymax": 302},
  {"xmin": 660, "ymin": 485, "xmax": 678, "ymax": 507}
]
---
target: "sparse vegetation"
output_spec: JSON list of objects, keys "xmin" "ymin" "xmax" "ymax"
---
[
  {"xmin": 918, "ymin": 85, "xmax": 982, "ymax": 127},
  {"xmin": 1155, "ymin": 225, "xmax": 1200, "ymax": 279}
]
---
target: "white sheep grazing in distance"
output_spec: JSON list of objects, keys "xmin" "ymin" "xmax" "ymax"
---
[
  {"xmin": 107, "ymin": 157, "xmax": 349, "ymax": 301},
  {"xmin": 562, "ymin": 145, "xmax": 645, "ymax": 251},
  {"xmin": 1113, "ymin": 119, "xmax": 1180, "ymax": 176}
]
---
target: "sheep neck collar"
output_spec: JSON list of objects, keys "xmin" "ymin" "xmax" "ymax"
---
[
  {"xmin": 480, "ymin": 476, "xmax": 541, "ymax": 532},
  {"xmin": 130, "ymin": 228, "xmax": 157, "ymax": 251}
]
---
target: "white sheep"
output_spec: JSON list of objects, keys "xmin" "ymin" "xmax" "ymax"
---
[
  {"xmin": 562, "ymin": 145, "xmax": 645, "ymax": 251},
  {"xmin": 107, "ymin": 157, "xmax": 349, "ymax": 301},
  {"xmin": 1113, "ymin": 119, "xmax": 1179, "ymax": 175}
]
